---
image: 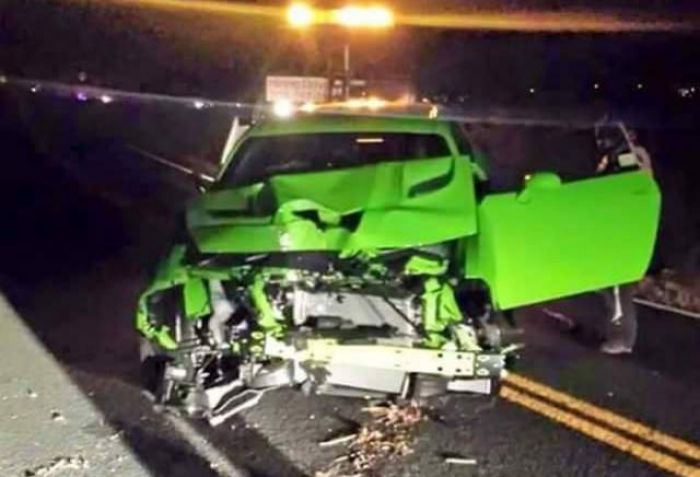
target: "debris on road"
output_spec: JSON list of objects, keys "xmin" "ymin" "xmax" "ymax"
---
[
  {"xmin": 315, "ymin": 402, "xmax": 424, "ymax": 476},
  {"xmin": 542, "ymin": 308, "xmax": 576, "ymax": 329},
  {"xmin": 444, "ymin": 456, "xmax": 477, "ymax": 466},
  {"xmin": 27, "ymin": 388, "xmax": 38, "ymax": 399},
  {"xmin": 49, "ymin": 410, "xmax": 65, "ymax": 422},
  {"xmin": 23, "ymin": 455, "xmax": 88, "ymax": 476},
  {"xmin": 319, "ymin": 434, "xmax": 358, "ymax": 448}
]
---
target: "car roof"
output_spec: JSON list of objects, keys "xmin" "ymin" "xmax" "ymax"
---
[{"xmin": 248, "ymin": 114, "xmax": 453, "ymax": 138}]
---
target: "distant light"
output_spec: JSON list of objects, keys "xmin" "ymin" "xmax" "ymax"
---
[
  {"xmin": 0, "ymin": 75, "xmax": 7, "ymax": 85},
  {"xmin": 366, "ymin": 96, "xmax": 386, "ymax": 110},
  {"xmin": 356, "ymin": 137, "xmax": 384, "ymax": 144},
  {"xmin": 428, "ymin": 105, "xmax": 439, "ymax": 119},
  {"xmin": 342, "ymin": 97, "xmax": 387, "ymax": 110},
  {"xmin": 529, "ymin": 87, "xmax": 536, "ymax": 94},
  {"xmin": 593, "ymin": 83, "xmax": 600, "ymax": 90},
  {"xmin": 334, "ymin": 5, "xmax": 394, "ymax": 28},
  {"xmin": 637, "ymin": 83, "xmax": 644, "ymax": 90},
  {"xmin": 76, "ymin": 91, "xmax": 88, "ymax": 102},
  {"xmin": 100, "ymin": 94, "xmax": 113, "ymax": 104},
  {"xmin": 30, "ymin": 85, "xmax": 39, "ymax": 93},
  {"xmin": 420, "ymin": 97, "xmax": 429, "ymax": 104},
  {"xmin": 287, "ymin": 3, "xmax": 314, "ymax": 28},
  {"xmin": 77, "ymin": 71, "xmax": 88, "ymax": 83},
  {"xmin": 345, "ymin": 98, "xmax": 364, "ymax": 109},
  {"xmin": 299, "ymin": 102, "xmax": 317, "ymax": 113},
  {"xmin": 272, "ymin": 99, "xmax": 295, "ymax": 118},
  {"xmin": 678, "ymin": 87, "xmax": 694, "ymax": 99},
  {"xmin": 193, "ymin": 100, "xmax": 205, "ymax": 109}
]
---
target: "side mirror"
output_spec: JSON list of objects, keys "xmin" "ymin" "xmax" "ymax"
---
[{"xmin": 517, "ymin": 172, "xmax": 561, "ymax": 203}]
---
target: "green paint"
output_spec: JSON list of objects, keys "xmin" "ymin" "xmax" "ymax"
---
[
  {"xmin": 187, "ymin": 155, "xmax": 478, "ymax": 254},
  {"xmin": 466, "ymin": 170, "xmax": 660, "ymax": 309},
  {"xmin": 183, "ymin": 278, "xmax": 211, "ymax": 320},
  {"xmin": 136, "ymin": 114, "xmax": 661, "ymax": 354},
  {"xmin": 421, "ymin": 278, "xmax": 464, "ymax": 348},
  {"xmin": 135, "ymin": 245, "xmax": 190, "ymax": 346},
  {"xmin": 151, "ymin": 325, "xmax": 178, "ymax": 350},
  {"xmin": 405, "ymin": 255, "xmax": 448, "ymax": 276},
  {"xmin": 248, "ymin": 274, "xmax": 285, "ymax": 337}
]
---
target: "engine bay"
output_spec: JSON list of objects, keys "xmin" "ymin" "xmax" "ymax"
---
[{"xmin": 137, "ymin": 245, "xmax": 515, "ymax": 425}]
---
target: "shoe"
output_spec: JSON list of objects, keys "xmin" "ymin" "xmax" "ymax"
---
[{"xmin": 600, "ymin": 341, "xmax": 633, "ymax": 355}]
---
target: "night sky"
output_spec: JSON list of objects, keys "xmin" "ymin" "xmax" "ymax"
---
[{"xmin": 1, "ymin": 0, "xmax": 699, "ymax": 104}]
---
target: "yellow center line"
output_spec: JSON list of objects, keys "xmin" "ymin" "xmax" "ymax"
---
[
  {"xmin": 500, "ymin": 386, "xmax": 700, "ymax": 477},
  {"xmin": 504, "ymin": 373, "xmax": 700, "ymax": 463}
]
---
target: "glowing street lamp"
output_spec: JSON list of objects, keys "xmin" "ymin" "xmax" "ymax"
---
[
  {"xmin": 287, "ymin": 3, "xmax": 314, "ymax": 28},
  {"xmin": 286, "ymin": 3, "xmax": 394, "ymax": 29},
  {"xmin": 286, "ymin": 3, "xmax": 395, "ymax": 99}
]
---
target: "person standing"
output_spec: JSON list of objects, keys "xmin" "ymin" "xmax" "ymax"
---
[{"xmin": 595, "ymin": 124, "xmax": 653, "ymax": 354}]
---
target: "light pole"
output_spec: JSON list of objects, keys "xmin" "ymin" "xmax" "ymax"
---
[
  {"xmin": 343, "ymin": 42, "xmax": 350, "ymax": 99},
  {"xmin": 286, "ymin": 3, "xmax": 394, "ymax": 100}
]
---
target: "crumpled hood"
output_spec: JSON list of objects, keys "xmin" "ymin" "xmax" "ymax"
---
[{"xmin": 187, "ymin": 156, "xmax": 478, "ymax": 254}]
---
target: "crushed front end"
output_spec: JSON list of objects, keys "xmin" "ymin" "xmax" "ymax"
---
[{"xmin": 136, "ymin": 244, "xmax": 512, "ymax": 425}]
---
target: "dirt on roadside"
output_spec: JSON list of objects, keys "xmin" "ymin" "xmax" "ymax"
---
[{"xmin": 636, "ymin": 270, "xmax": 700, "ymax": 314}]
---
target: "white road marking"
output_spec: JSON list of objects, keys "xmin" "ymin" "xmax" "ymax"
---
[{"xmin": 633, "ymin": 298, "xmax": 700, "ymax": 321}]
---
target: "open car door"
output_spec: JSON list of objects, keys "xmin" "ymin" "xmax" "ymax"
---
[{"xmin": 466, "ymin": 170, "xmax": 660, "ymax": 309}]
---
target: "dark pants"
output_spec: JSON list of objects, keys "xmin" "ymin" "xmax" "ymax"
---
[{"xmin": 600, "ymin": 284, "xmax": 638, "ymax": 348}]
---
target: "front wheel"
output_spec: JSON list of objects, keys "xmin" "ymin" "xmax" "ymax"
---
[{"xmin": 139, "ymin": 337, "xmax": 169, "ymax": 400}]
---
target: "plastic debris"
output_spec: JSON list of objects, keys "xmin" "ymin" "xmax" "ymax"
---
[
  {"xmin": 542, "ymin": 308, "xmax": 576, "ymax": 329},
  {"xmin": 319, "ymin": 434, "xmax": 357, "ymax": 448},
  {"xmin": 444, "ymin": 457, "xmax": 477, "ymax": 465}
]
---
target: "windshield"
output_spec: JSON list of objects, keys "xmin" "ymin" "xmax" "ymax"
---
[{"xmin": 218, "ymin": 132, "xmax": 451, "ymax": 187}]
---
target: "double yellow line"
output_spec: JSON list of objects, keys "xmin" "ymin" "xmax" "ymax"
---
[{"xmin": 500, "ymin": 374, "xmax": 700, "ymax": 476}]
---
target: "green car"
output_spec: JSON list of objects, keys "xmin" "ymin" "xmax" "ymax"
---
[{"xmin": 136, "ymin": 113, "xmax": 660, "ymax": 423}]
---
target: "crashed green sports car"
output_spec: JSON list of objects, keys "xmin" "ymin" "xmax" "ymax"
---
[{"xmin": 136, "ymin": 113, "xmax": 660, "ymax": 424}]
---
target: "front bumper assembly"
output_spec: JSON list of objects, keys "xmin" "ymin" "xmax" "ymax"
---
[{"xmin": 203, "ymin": 337, "xmax": 507, "ymax": 426}]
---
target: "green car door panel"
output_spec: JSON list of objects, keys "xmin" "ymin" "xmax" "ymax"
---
[{"xmin": 466, "ymin": 170, "xmax": 660, "ymax": 309}]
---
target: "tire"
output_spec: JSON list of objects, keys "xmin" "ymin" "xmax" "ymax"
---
[{"xmin": 139, "ymin": 337, "xmax": 169, "ymax": 398}]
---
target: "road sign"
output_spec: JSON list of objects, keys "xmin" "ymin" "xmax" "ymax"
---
[{"xmin": 265, "ymin": 76, "xmax": 329, "ymax": 103}]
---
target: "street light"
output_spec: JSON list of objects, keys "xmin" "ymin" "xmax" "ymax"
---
[
  {"xmin": 286, "ymin": 3, "xmax": 394, "ymax": 99},
  {"xmin": 286, "ymin": 3, "xmax": 394, "ymax": 28},
  {"xmin": 287, "ymin": 3, "xmax": 314, "ymax": 28}
]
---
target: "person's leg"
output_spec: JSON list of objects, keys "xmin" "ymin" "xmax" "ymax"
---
[{"xmin": 601, "ymin": 285, "xmax": 638, "ymax": 354}]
